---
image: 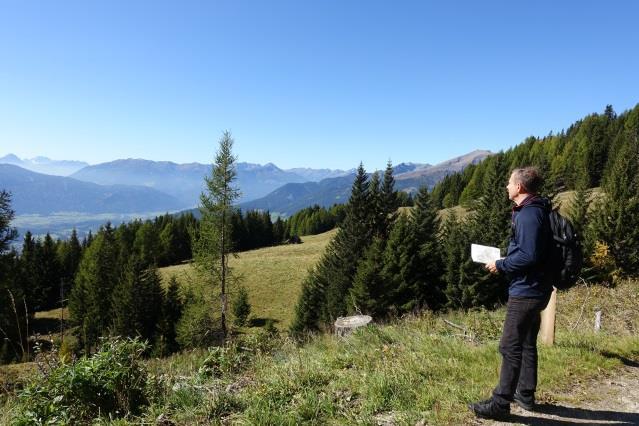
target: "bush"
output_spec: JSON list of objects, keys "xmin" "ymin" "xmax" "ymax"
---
[
  {"xmin": 14, "ymin": 338, "xmax": 150, "ymax": 424},
  {"xmin": 176, "ymin": 300, "xmax": 221, "ymax": 349}
]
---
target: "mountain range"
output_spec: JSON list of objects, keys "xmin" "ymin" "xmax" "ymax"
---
[
  {"xmin": 0, "ymin": 164, "xmax": 184, "ymax": 215},
  {"xmin": 0, "ymin": 150, "xmax": 490, "ymax": 238},
  {"xmin": 240, "ymin": 150, "xmax": 491, "ymax": 216},
  {"xmin": 70, "ymin": 159, "xmax": 351, "ymax": 206},
  {"xmin": 0, "ymin": 154, "xmax": 89, "ymax": 176}
]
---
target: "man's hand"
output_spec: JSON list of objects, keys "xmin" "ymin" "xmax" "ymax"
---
[{"xmin": 485, "ymin": 261, "xmax": 498, "ymax": 274}]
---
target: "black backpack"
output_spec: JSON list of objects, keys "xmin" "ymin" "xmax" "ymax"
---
[{"xmin": 547, "ymin": 208, "xmax": 583, "ymax": 289}]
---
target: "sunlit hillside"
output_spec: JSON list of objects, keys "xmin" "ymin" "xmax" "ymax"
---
[{"xmin": 159, "ymin": 230, "xmax": 337, "ymax": 329}]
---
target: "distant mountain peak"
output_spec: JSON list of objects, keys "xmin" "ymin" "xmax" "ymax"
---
[{"xmin": 0, "ymin": 153, "xmax": 21, "ymax": 162}]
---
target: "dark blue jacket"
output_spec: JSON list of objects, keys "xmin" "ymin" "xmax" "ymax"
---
[{"xmin": 495, "ymin": 195, "xmax": 553, "ymax": 298}]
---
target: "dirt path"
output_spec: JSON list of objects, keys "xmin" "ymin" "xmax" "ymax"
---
[{"xmin": 475, "ymin": 363, "xmax": 639, "ymax": 425}]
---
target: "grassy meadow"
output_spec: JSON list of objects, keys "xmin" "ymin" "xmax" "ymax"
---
[{"xmin": 159, "ymin": 230, "xmax": 336, "ymax": 330}]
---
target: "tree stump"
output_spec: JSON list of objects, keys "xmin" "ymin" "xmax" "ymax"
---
[{"xmin": 334, "ymin": 315, "xmax": 372, "ymax": 337}]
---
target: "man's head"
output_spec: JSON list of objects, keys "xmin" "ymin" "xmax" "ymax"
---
[{"xmin": 507, "ymin": 167, "xmax": 543, "ymax": 204}]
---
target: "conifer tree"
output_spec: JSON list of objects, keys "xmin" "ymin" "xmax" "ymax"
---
[
  {"xmin": 380, "ymin": 160, "xmax": 399, "ymax": 236},
  {"xmin": 382, "ymin": 213, "xmax": 419, "ymax": 313},
  {"xmin": 368, "ymin": 171, "xmax": 383, "ymax": 237},
  {"xmin": 111, "ymin": 258, "xmax": 163, "ymax": 343},
  {"xmin": 291, "ymin": 164, "xmax": 373, "ymax": 333},
  {"xmin": 69, "ymin": 224, "xmax": 119, "ymax": 352},
  {"xmin": 232, "ymin": 286, "xmax": 251, "ymax": 327},
  {"xmin": 349, "ymin": 237, "xmax": 387, "ymax": 317},
  {"xmin": 0, "ymin": 191, "xmax": 17, "ymax": 253},
  {"xmin": 322, "ymin": 163, "xmax": 373, "ymax": 322},
  {"xmin": 155, "ymin": 275, "xmax": 182, "ymax": 356},
  {"xmin": 441, "ymin": 211, "xmax": 466, "ymax": 308},
  {"xmin": 191, "ymin": 131, "xmax": 240, "ymax": 339},
  {"xmin": 58, "ymin": 229, "xmax": 82, "ymax": 298},
  {"xmin": 39, "ymin": 233, "xmax": 62, "ymax": 310},
  {"xmin": 411, "ymin": 186, "xmax": 446, "ymax": 310},
  {"xmin": 588, "ymin": 109, "xmax": 639, "ymax": 277},
  {"xmin": 456, "ymin": 156, "xmax": 510, "ymax": 307}
]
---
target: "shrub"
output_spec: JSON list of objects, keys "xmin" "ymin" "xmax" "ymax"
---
[
  {"xmin": 176, "ymin": 300, "xmax": 220, "ymax": 349},
  {"xmin": 14, "ymin": 338, "xmax": 150, "ymax": 424}
]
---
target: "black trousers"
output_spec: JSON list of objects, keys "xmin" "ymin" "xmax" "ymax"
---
[{"xmin": 492, "ymin": 295, "xmax": 550, "ymax": 406}]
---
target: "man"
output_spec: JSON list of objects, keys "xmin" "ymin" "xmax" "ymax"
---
[{"xmin": 469, "ymin": 166, "xmax": 553, "ymax": 420}]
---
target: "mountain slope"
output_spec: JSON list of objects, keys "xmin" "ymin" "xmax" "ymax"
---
[{"xmin": 0, "ymin": 164, "xmax": 184, "ymax": 215}]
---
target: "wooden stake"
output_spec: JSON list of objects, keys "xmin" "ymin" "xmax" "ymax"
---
[
  {"xmin": 594, "ymin": 308, "xmax": 602, "ymax": 332},
  {"xmin": 539, "ymin": 287, "xmax": 557, "ymax": 346}
]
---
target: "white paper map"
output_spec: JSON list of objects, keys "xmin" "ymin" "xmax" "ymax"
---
[{"xmin": 471, "ymin": 244, "xmax": 501, "ymax": 264}]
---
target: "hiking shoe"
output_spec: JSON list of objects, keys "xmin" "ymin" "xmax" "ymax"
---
[
  {"xmin": 513, "ymin": 390, "xmax": 535, "ymax": 411},
  {"xmin": 468, "ymin": 397, "xmax": 510, "ymax": 420}
]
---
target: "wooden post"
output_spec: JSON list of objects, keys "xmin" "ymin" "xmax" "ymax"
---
[
  {"xmin": 594, "ymin": 308, "xmax": 602, "ymax": 332},
  {"xmin": 539, "ymin": 287, "xmax": 557, "ymax": 346}
]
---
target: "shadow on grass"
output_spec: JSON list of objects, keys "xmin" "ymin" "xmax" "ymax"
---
[
  {"xmin": 248, "ymin": 317, "xmax": 279, "ymax": 327},
  {"xmin": 504, "ymin": 404, "xmax": 639, "ymax": 425},
  {"xmin": 30, "ymin": 317, "xmax": 70, "ymax": 336},
  {"xmin": 600, "ymin": 351, "xmax": 639, "ymax": 367}
]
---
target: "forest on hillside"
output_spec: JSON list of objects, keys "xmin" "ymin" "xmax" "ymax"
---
[
  {"xmin": 1, "ymin": 103, "xmax": 638, "ymax": 363},
  {"xmin": 291, "ymin": 104, "xmax": 639, "ymax": 333}
]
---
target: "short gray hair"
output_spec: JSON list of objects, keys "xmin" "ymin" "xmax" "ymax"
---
[{"xmin": 511, "ymin": 167, "xmax": 543, "ymax": 194}]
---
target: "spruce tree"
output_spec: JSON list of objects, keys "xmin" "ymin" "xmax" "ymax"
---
[
  {"xmin": 322, "ymin": 163, "xmax": 373, "ymax": 322},
  {"xmin": 232, "ymin": 286, "xmax": 251, "ymax": 327},
  {"xmin": 441, "ymin": 211, "xmax": 466, "ymax": 308},
  {"xmin": 349, "ymin": 237, "xmax": 387, "ymax": 317},
  {"xmin": 154, "ymin": 275, "xmax": 182, "ymax": 356},
  {"xmin": 380, "ymin": 160, "xmax": 399, "ymax": 237},
  {"xmin": 0, "ymin": 191, "xmax": 17, "ymax": 253},
  {"xmin": 291, "ymin": 164, "xmax": 374, "ymax": 332},
  {"xmin": 382, "ymin": 213, "xmax": 419, "ymax": 313},
  {"xmin": 588, "ymin": 109, "xmax": 639, "ymax": 277},
  {"xmin": 411, "ymin": 186, "xmax": 446, "ymax": 310},
  {"xmin": 69, "ymin": 224, "xmax": 119, "ymax": 352},
  {"xmin": 456, "ymin": 156, "xmax": 510, "ymax": 307},
  {"xmin": 111, "ymin": 258, "xmax": 163, "ymax": 344}
]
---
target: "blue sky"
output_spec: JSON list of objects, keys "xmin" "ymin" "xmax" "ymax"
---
[{"xmin": 1, "ymin": 1, "xmax": 638, "ymax": 171}]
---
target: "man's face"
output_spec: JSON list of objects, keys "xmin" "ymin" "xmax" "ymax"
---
[{"xmin": 506, "ymin": 173, "xmax": 520, "ymax": 201}]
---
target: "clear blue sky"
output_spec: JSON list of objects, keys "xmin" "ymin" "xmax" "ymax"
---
[{"xmin": 1, "ymin": 1, "xmax": 638, "ymax": 171}]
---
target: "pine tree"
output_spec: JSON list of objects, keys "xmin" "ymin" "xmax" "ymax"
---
[{"xmin": 191, "ymin": 131, "xmax": 241, "ymax": 339}]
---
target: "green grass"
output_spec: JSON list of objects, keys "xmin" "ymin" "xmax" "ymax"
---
[
  {"xmin": 3, "ymin": 280, "xmax": 638, "ymax": 424},
  {"xmin": 159, "ymin": 230, "xmax": 336, "ymax": 330},
  {"xmin": 134, "ymin": 279, "xmax": 638, "ymax": 425}
]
